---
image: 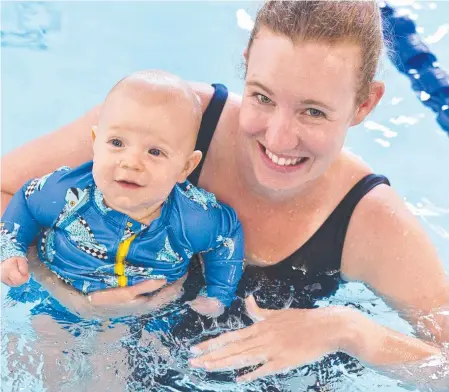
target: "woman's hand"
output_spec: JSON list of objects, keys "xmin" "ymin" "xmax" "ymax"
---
[
  {"xmin": 87, "ymin": 275, "xmax": 186, "ymax": 318},
  {"xmin": 189, "ymin": 295, "xmax": 353, "ymax": 383},
  {"xmin": 26, "ymin": 247, "xmax": 186, "ymax": 319}
]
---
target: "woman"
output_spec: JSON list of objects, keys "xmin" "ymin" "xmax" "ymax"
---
[{"xmin": 2, "ymin": 0, "xmax": 448, "ymax": 387}]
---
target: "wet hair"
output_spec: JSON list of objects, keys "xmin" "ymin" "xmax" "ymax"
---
[{"xmin": 247, "ymin": 0, "xmax": 384, "ymax": 104}]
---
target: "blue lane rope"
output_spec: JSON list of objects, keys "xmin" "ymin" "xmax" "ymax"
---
[{"xmin": 380, "ymin": 1, "xmax": 449, "ymax": 134}]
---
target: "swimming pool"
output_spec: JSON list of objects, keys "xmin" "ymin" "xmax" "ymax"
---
[{"xmin": 2, "ymin": 1, "xmax": 449, "ymax": 391}]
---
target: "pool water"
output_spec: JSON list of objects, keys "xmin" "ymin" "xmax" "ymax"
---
[{"xmin": 1, "ymin": 1, "xmax": 449, "ymax": 391}]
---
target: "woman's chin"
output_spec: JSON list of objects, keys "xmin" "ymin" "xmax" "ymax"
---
[
  {"xmin": 249, "ymin": 162, "xmax": 309, "ymax": 195},
  {"xmin": 251, "ymin": 172, "xmax": 307, "ymax": 197}
]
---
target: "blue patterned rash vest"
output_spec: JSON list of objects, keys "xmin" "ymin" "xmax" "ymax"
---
[{"xmin": 1, "ymin": 161, "xmax": 244, "ymax": 306}]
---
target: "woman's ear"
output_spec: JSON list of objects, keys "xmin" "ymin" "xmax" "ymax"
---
[
  {"xmin": 178, "ymin": 150, "xmax": 203, "ymax": 183},
  {"xmin": 351, "ymin": 81, "xmax": 385, "ymax": 127},
  {"xmin": 243, "ymin": 47, "xmax": 249, "ymax": 63}
]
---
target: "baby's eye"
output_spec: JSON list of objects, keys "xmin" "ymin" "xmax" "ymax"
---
[
  {"xmin": 256, "ymin": 94, "xmax": 273, "ymax": 105},
  {"xmin": 110, "ymin": 138, "xmax": 123, "ymax": 147},
  {"xmin": 306, "ymin": 108, "xmax": 325, "ymax": 118},
  {"xmin": 149, "ymin": 148, "xmax": 161, "ymax": 157}
]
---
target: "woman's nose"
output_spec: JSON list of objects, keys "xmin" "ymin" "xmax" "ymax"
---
[{"xmin": 264, "ymin": 110, "xmax": 299, "ymax": 152}]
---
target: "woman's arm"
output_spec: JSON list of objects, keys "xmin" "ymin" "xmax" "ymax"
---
[
  {"xmin": 190, "ymin": 184, "xmax": 449, "ymax": 388},
  {"xmin": 1, "ymin": 105, "xmax": 99, "ymax": 214},
  {"xmin": 190, "ymin": 296, "xmax": 446, "ymax": 385},
  {"xmin": 26, "ymin": 248, "xmax": 186, "ymax": 319},
  {"xmin": 340, "ymin": 183, "xmax": 449, "ymax": 386},
  {"xmin": 342, "ymin": 184, "xmax": 449, "ymax": 341}
]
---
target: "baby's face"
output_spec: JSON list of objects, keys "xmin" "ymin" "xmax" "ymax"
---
[{"xmin": 92, "ymin": 87, "xmax": 199, "ymax": 214}]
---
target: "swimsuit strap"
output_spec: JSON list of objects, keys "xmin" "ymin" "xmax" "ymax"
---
[{"xmin": 188, "ymin": 83, "xmax": 228, "ymax": 186}]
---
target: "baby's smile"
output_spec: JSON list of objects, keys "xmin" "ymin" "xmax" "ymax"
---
[{"xmin": 115, "ymin": 179, "xmax": 143, "ymax": 189}]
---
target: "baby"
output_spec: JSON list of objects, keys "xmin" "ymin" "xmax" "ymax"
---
[{"xmin": 1, "ymin": 70, "xmax": 244, "ymax": 316}]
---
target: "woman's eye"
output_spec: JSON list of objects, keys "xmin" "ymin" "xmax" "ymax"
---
[
  {"xmin": 256, "ymin": 94, "xmax": 273, "ymax": 105},
  {"xmin": 149, "ymin": 148, "xmax": 161, "ymax": 157},
  {"xmin": 110, "ymin": 138, "xmax": 123, "ymax": 147},
  {"xmin": 306, "ymin": 108, "xmax": 325, "ymax": 118}
]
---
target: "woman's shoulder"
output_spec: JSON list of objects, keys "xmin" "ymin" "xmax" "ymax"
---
[
  {"xmin": 188, "ymin": 81, "xmax": 241, "ymax": 113},
  {"xmin": 340, "ymin": 152, "xmax": 446, "ymax": 311},
  {"xmin": 189, "ymin": 81, "xmax": 241, "ymax": 121}
]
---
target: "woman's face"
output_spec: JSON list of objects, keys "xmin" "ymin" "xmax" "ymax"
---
[{"xmin": 238, "ymin": 28, "xmax": 371, "ymax": 197}]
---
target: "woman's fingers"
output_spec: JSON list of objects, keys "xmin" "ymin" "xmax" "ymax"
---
[
  {"xmin": 132, "ymin": 287, "xmax": 181, "ymax": 314},
  {"xmin": 130, "ymin": 278, "xmax": 167, "ymax": 297},
  {"xmin": 194, "ymin": 346, "xmax": 268, "ymax": 371},
  {"xmin": 236, "ymin": 361, "xmax": 280, "ymax": 383},
  {"xmin": 190, "ymin": 337, "xmax": 266, "ymax": 369},
  {"xmin": 90, "ymin": 276, "xmax": 185, "ymax": 315},
  {"xmin": 90, "ymin": 279, "xmax": 167, "ymax": 306},
  {"xmin": 245, "ymin": 295, "xmax": 276, "ymax": 322},
  {"xmin": 90, "ymin": 286, "xmax": 133, "ymax": 306},
  {"xmin": 191, "ymin": 325, "xmax": 256, "ymax": 355},
  {"xmin": 131, "ymin": 275, "xmax": 187, "ymax": 313}
]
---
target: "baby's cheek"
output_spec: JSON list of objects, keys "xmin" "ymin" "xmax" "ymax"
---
[{"xmin": 92, "ymin": 163, "xmax": 111, "ymax": 188}]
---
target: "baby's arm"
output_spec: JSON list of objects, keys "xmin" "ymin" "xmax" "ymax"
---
[
  {"xmin": 1, "ymin": 167, "xmax": 70, "ymax": 285},
  {"xmin": 187, "ymin": 198, "xmax": 245, "ymax": 315},
  {"xmin": 199, "ymin": 219, "xmax": 244, "ymax": 309}
]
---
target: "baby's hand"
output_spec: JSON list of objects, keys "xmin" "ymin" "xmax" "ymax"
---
[
  {"xmin": 188, "ymin": 296, "xmax": 225, "ymax": 317},
  {"xmin": 1, "ymin": 257, "xmax": 29, "ymax": 286}
]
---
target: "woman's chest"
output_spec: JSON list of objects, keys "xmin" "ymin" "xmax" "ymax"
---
[{"xmin": 200, "ymin": 169, "xmax": 333, "ymax": 264}]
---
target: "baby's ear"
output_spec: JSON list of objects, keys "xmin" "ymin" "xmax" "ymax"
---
[
  {"xmin": 91, "ymin": 126, "xmax": 97, "ymax": 142},
  {"xmin": 178, "ymin": 150, "xmax": 203, "ymax": 183}
]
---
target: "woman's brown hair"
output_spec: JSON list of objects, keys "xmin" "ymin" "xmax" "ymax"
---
[{"xmin": 247, "ymin": 0, "xmax": 384, "ymax": 104}]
